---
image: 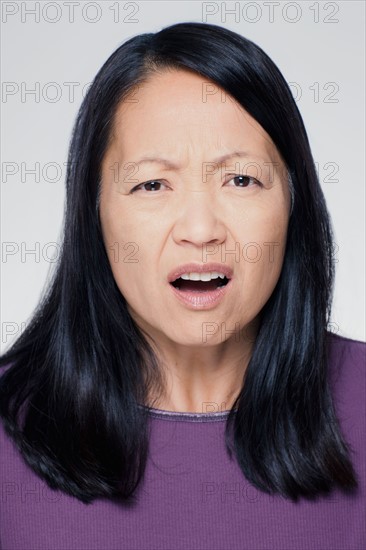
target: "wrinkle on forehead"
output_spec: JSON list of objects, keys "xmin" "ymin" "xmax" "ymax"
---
[{"xmin": 107, "ymin": 69, "xmax": 286, "ymax": 181}]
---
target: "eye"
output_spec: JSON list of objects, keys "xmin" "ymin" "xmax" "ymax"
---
[
  {"xmin": 130, "ymin": 180, "xmax": 167, "ymax": 193},
  {"xmin": 130, "ymin": 174, "xmax": 262, "ymax": 194},
  {"xmin": 225, "ymin": 174, "xmax": 262, "ymax": 188}
]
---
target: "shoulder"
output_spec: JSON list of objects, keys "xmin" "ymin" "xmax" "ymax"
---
[
  {"xmin": 327, "ymin": 330, "xmax": 366, "ymax": 355},
  {"xmin": 326, "ymin": 331, "xmax": 366, "ymax": 390},
  {"xmin": 326, "ymin": 331, "xmax": 365, "ymax": 452},
  {"xmin": 326, "ymin": 331, "xmax": 365, "ymax": 400}
]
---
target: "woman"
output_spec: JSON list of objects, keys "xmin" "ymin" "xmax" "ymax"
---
[{"xmin": 0, "ymin": 21, "xmax": 364, "ymax": 550}]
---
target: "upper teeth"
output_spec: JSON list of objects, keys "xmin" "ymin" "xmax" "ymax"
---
[{"xmin": 178, "ymin": 272, "xmax": 227, "ymax": 282}]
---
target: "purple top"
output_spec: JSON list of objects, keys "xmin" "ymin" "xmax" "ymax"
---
[{"xmin": 1, "ymin": 333, "xmax": 365, "ymax": 549}]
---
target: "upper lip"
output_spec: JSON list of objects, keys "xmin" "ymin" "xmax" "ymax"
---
[{"xmin": 167, "ymin": 262, "xmax": 234, "ymax": 283}]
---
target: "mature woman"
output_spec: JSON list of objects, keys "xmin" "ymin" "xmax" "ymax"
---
[{"xmin": 0, "ymin": 21, "xmax": 364, "ymax": 550}]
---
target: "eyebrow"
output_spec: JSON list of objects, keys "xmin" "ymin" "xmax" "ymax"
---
[{"xmin": 132, "ymin": 150, "xmax": 270, "ymax": 169}]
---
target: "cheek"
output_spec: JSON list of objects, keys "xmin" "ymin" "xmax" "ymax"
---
[
  {"xmin": 100, "ymin": 202, "xmax": 141, "ymax": 262},
  {"xmin": 235, "ymin": 209, "xmax": 288, "ymax": 298},
  {"xmin": 237, "ymin": 197, "xmax": 288, "ymax": 248},
  {"xmin": 100, "ymin": 209, "xmax": 132, "ymax": 285},
  {"xmin": 100, "ymin": 209, "xmax": 158, "ymax": 306}
]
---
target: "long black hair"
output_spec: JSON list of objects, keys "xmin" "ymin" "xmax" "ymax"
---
[{"xmin": 0, "ymin": 21, "xmax": 358, "ymax": 505}]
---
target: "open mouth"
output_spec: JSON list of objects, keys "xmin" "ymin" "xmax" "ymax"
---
[{"xmin": 170, "ymin": 277, "xmax": 230, "ymax": 292}]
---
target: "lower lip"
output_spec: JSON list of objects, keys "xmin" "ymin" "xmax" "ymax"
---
[{"xmin": 168, "ymin": 279, "xmax": 233, "ymax": 310}]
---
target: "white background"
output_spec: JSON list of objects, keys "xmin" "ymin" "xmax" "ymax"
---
[{"xmin": 1, "ymin": 0, "xmax": 365, "ymax": 352}]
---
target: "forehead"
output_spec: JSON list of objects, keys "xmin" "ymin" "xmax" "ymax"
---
[{"xmin": 109, "ymin": 69, "xmax": 282, "ymax": 166}]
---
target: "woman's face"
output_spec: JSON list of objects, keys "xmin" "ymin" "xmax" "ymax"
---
[{"xmin": 99, "ymin": 69, "xmax": 291, "ymax": 349}]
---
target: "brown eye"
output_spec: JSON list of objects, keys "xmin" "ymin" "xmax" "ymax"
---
[
  {"xmin": 226, "ymin": 175, "xmax": 261, "ymax": 188},
  {"xmin": 131, "ymin": 180, "xmax": 167, "ymax": 193}
]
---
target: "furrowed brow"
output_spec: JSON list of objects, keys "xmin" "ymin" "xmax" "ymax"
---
[{"xmin": 132, "ymin": 151, "xmax": 270, "ymax": 170}]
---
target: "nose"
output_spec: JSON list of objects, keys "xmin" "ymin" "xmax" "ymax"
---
[{"xmin": 171, "ymin": 189, "xmax": 227, "ymax": 248}]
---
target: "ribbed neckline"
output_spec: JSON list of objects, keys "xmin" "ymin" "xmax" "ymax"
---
[{"xmin": 137, "ymin": 404, "xmax": 237, "ymax": 422}]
